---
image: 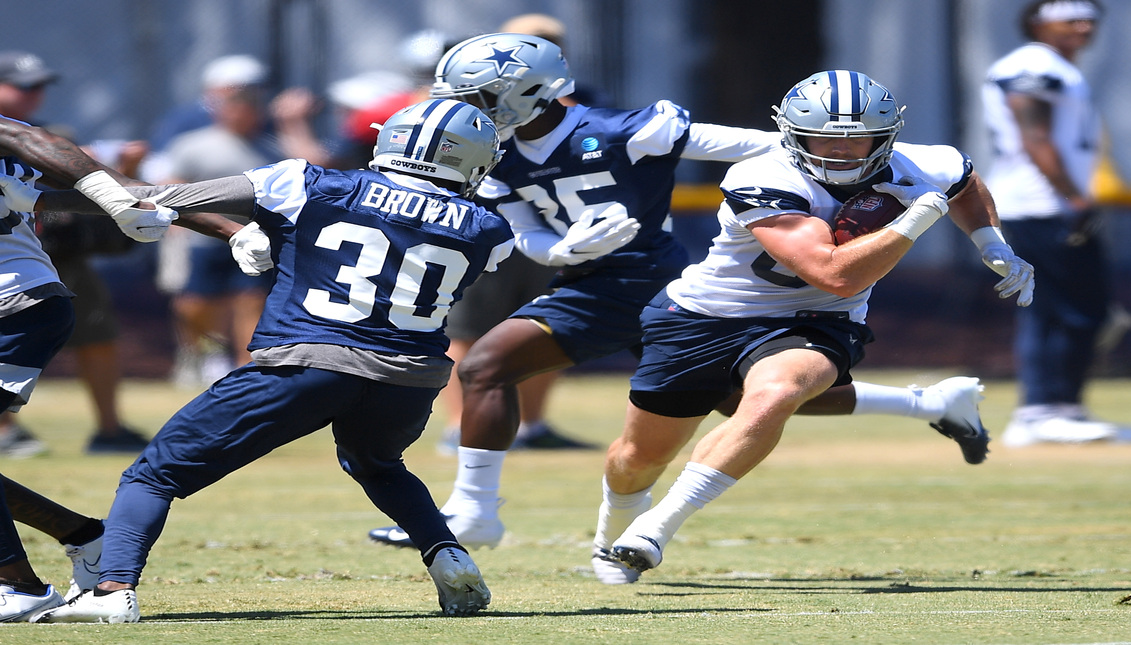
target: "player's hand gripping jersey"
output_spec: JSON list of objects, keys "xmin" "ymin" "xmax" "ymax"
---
[
  {"xmin": 243, "ymin": 159, "xmax": 514, "ymax": 363},
  {"xmin": 478, "ymin": 100, "xmax": 778, "ymax": 282},
  {"xmin": 668, "ymin": 142, "xmax": 972, "ymax": 322}
]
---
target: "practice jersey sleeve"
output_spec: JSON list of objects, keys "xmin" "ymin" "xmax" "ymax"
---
[
  {"xmin": 890, "ymin": 143, "xmax": 973, "ymax": 199},
  {"xmin": 988, "ymin": 45, "xmax": 1065, "ymax": 103},
  {"xmin": 682, "ymin": 123, "xmax": 781, "ymax": 162},
  {"xmin": 623, "ymin": 99, "xmax": 692, "ymax": 164}
]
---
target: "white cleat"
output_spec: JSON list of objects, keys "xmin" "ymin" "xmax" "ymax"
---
[
  {"xmin": 925, "ymin": 377, "xmax": 990, "ymax": 464},
  {"xmin": 64, "ymin": 532, "xmax": 103, "ymax": 602},
  {"xmin": 0, "ymin": 584, "xmax": 63, "ymax": 622},
  {"xmin": 1002, "ymin": 416, "xmax": 1117, "ymax": 448},
  {"xmin": 610, "ymin": 534, "xmax": 663, "ymax": 573},
  {"xmin": 426, "ymin": 547, "xmax": 491, "ymax": 616},
  {"xmin": 444, "ymin": 513, "xmax": 504, "ymax": 550},
  {"xmin": 369, "ymin": 513, "xmax": 504, "ymax": 550},
  {"xmin": 592, "ymin": 548, "xmax": 641, "ymax": 585},
  {"xmin": 31, "ymin": 588, "xmax": 139, "ymax": 624}
]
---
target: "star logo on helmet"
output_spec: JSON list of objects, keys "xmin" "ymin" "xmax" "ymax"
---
[{"xmin": 478, "ymin": 45, "xmax": 529, "ymax": 75}]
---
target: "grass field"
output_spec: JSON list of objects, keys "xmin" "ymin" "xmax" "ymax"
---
[{"xmin": 3, "ymin": 371, "xmax": 1130, "ymax": 644}]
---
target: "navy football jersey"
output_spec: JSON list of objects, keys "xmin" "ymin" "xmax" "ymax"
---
[
  {"xmin": 479, "ymin": 102, "xmax": 692, "ymax": 281},
  {"xmin": 243, "ymin": 159, "xmax": 514, "ymax": 359}
]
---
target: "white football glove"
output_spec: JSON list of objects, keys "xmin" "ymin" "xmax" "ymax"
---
[
  {"xmin": 873, "ymin": 177, "xmax": 948, "ymax": 241},
  {"xmin": 229, "ymin": 222, "xmax": 274, "ymax": 276},
  {"xmin": 970, "ymin": 226, "xmax": 1035, "ymax": 307},
  {"xmin": 546, "ymin": 204, "xmax": 641, "ymax": 266},
  {"xmin": 873, "ymin": 176, "xmax": 942, "ymax": 208},
  {"xmin": 112, "ymin": 187, "xmax": 179, "ymax": 243},
  {"xmin": 0, "ymin": 171, "xmax": 42, "ymax": 213}
]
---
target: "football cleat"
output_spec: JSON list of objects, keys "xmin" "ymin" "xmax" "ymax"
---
[
  {"xmin": 591, "ymin": 548, "xmax": 641, "ymax": 585},
  {"xmin": 31, "ymin": 588, "xmax": 139, "ymax": 624},
  {"xmin": 512, "ymin": 422, "xmax": 600, "ymax": 450},
  {"xmin": 369, "ymin": 514, "xmax": 504, "ymax": 550},
  {"xmin": 426, "ymin": 546, "xmax": 491, "ymax": 616},
  {"xmin": 64, "ymin": 531, "xmax": 103, "ymax": 601},
  {"xmin": 0, "ymin": 584, "xmax": 63, "ymax": 622},
  {"xmin": 610, "ymin": 534, "xmax": 663, "ymax": 573},
  {"xmin": 1001, "ymin": 416, "xmax": 1116, "ymax": 448},
  {"xmin": 368, "ymin": 525, "xmax": 414, "ymax": 548},
  {"xmin": 926, "ymin": 376, "xmax": 991, "ymax": 464}
]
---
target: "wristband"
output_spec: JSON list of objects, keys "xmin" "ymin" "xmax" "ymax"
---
[
  {"xmin": 885, "ymin": 194, "xmax": 946, "ymax": 241},
  {"xmin": 74, "ymin": 170, "xmax": 137, "ymax": 217},
  {"xmin": 969, "ymin": 226, "xmax": 1007, "ymax": 252}
]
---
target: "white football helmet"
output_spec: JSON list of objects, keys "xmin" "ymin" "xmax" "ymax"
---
[
  {"xmin": 431, "ymin": 33, "xmax": 575, "ymax": 140},
  {"xmin": 773, "ymin": 70, "xmax": 904, "ymax": 185},
  {"xmin": 370, "ymin": 99, "xmax": 503, "ymax": 198}
]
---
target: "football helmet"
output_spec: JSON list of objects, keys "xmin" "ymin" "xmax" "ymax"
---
[
  {"xmin": 774, "ymin": 70, "xmax": 904, "ymax": 185},
  {"xmin": 370, "ymin": 99, "xmax": 503, "ymax": 198},
  {"xmin": 431, "ymin": 33, "xmax": 575, "ymax": 140}
]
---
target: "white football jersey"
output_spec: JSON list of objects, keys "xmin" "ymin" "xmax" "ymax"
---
[
  {"xmin": 667, "ymin": 142, "xmax": 969, "ymax": 323},
  {"xmin": 983, "ymin": 42, "xmax": 1100, "ymax": 219},
  {"xmin": 0, "ymin": 155, "xmax": 61, "ymax": 300}
]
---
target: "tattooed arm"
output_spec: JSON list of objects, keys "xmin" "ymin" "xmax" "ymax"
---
[{"xmin": 0, "ymin": 116, "xmax": 134, "ymax": 187}]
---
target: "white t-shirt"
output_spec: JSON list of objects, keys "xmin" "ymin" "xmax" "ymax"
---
[{"xmin": 983, "ymin": 42, "xmax": 1100, "ymax": 219}]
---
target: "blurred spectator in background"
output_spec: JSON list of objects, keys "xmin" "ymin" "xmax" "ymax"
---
[
  {"xmin": 147, "ymin": 54, "xmax": 264, "ymax": 154},
  {"xmin": 0, "ymin": 50, "xmax": 149, "ymax": 456},
  {"xmin": 324, "ymin": 69, "xmax": 412, "ymax": 169},
  {"xmin": 498, "ymin": 13, "xmax": 613, "ymax": 109},
  {"xmin": 983, "ymin": 0, "xmax": 1126, "ymax": 447},
  {"xmin": 150, "ymin": 54, "xmax": 328, "ymax": 389},
  {"xmin": 335, "ymin": 30, "xmax": 455, "ymax": 170}
]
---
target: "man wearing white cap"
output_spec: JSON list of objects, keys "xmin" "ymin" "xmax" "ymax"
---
[{"xmin": 148, "ymin": 55, "xmax": 268, "ymax": 153}]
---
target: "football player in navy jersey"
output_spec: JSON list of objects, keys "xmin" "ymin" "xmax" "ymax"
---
[
  {"xmin": 596, "ymin": 71, "xmax": 1035, "ymax": 581},
  {"xmin": 364, "ymin": 32, "xmax": 781, "ymax": 557},
  {"xmin": 0, "ymin": 116, "xmax": 260, "ymax": 621},
  {"xmin": 13, "ymin": 99, "xmax": 507, "ymax": 622}
]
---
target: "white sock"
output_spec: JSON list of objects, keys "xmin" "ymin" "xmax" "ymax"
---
[
  {"xmin": 593, "ymin": 477, "xmax": 653, "ymax": 551},
  {"xmin": 851, "ymin": 382, "xmax": 939, "ymax": 421},
  {"xmin": 623, "ymin": 462, "xmax": 736, "ymax": 550},
  {"xmin": 439, "ymin": 447, "xmax": 506, "ymax": 519}
]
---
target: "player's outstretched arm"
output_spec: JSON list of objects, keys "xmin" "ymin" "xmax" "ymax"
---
[
  {"xmin": 0, "ymin": 117, "xmax": 122, "ymax": 186},
  {"xmin": 946, "ymin": 171, "xmax": 1034, "ymax": 307}
]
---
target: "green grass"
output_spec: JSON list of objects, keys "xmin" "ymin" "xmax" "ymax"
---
[{"xmin": 4, "ymin": 371, "xmax": 1131, "ymax": 644}]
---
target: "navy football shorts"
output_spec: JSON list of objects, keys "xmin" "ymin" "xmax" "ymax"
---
[
  {"xmin": 629, "ymin": 296, "xmax": 873, "ymax": 417},
  {"xmin": 510, "ymin": 272, "xmax": 673, "ymax": 365},
  {"xmin": 0, "ymin": 296, "xmax": 75, "ymax": 412},
  {"xmin": 119, "ymin": 363, "xmax": 442, "ymax": 499}
]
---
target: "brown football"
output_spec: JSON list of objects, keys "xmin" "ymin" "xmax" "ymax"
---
[{"xmin": 832, "ymin": 188, "xmax": 905, "ymax": 244}]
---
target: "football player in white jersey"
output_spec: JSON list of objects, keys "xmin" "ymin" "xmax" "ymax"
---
[
  {"xmin": 983, "ymin": 0, "xmax": 1122, "ymax": 446},
  {"xmin": 8, "ymin": 100, "xmax": 506, "ymax": 622},
  {"xmin": 596, "ymin": 70, "xmax": 1035, "ymax": 581},
  {"xmin": 367, "ymin": 36, "xmax": 1023, "ymax": 580},
  {"xmin": 0, "ymin": 116, "xmax": 255, "ymax": 621}
]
